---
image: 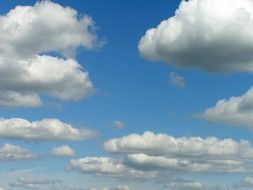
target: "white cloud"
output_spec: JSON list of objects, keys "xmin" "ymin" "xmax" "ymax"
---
[
  {"xmin": 138, "ymin": 0, "xmax": 253, "ymax": 72},
  {"xmin": 241, "ymin": 176, "xmax": 253, "ymax": 186},
  {"xmin": 9, "ymin": 176, "xmax": 58, "ymax": 189},
  {"xmin": 0, "ymin": 144, "xmax": 38, "ymax": 160},
  {"xmin": 68, "ymin": 157, "xmax": 156, "ymax": 179},
  {"xmin": 125, "ymin": 153, "xmax": 210, "ymax": 172},
  {"xmin": 112, "ymin": 120, "xmax": 125, "ymax": 130},
  {"xmin": 165, "ymin": 179, "xmax": 203, "ymax": 190},
  {"xmin": 103, "ymin": 131, "xmax": 253, "ymax": 173},
  {"xmin": 199, "ymin": 87, "xmax": 253, "ymax": 130},
  {"xmin": 0, "ymin": 1, "xmax": 102, "ymax": 107},
  {"xmin": 90, "ymin": 185, "xmax": 131, "ymax": 190},
  {"xmin": 51, "ymin": 145, "xmax": 76, "ymax": 157},
  {"xmin": 0, "ymin": 118, "xmax": 96, "ymax": 141},
  {"xmin": 169, "ymin": 72, "xmax": 186, "ymax": 88},
  {"xmin": 0, "ymin": 91, "xmax": 42, "ymax": 108},
  {"xmin": 104, "ymin": 131, "xmax": 253, "ymax": 158},
  {"xmin": 111, "ymin": 185, "xmax": 131, "ymax": 190}
]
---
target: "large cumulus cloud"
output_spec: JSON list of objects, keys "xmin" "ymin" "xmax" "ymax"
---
[
  {"xmin": 0, "ymin": 1, "xmax": 102, "ymax": 107},
  {"xmin": 138, "ymin": 0, "xmax": 253, "ymax": 72}
]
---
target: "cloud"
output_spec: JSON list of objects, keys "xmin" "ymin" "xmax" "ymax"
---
[
  {"xmin": 232, "ymin": 176, "xmax": 253, "ymax": 188},
  {"xmin": 90, "ymin": 185, "xmax": 131, "ymax": 190},
  {"xmin": 199, "ymin": 87, "xmax": 253, "ymax": 130},
  {"xmin": 112, "ymin": 120, "xmax": 125, "ymax": 130},
  {"xmin": 0, "ymin": 118, "xmax": 96, "ymax": 141},
  {"xmin": 0, "ymin": 1, "xmax": 102, "ymax": 107},
  {"xmin": 68, "ymin": 156, "xmax": 156, "ymax": 179},
  {"xmin": 125, "ymin": 153, "xmax": 209, "ymax": 172},
  {"xmin": 138, "ymin": 0, "xmax": 253, "ymax": 72},
  {"xmin": 111, "ymin": 186, "xmax": 131, "ymax": 190},
  {"xmin": 103, "ymin": 131, "xmax": 253, "ymax": 173},
  {"xmin": 169, "ymin": 72, "xmax": 186, "ymax": 88},
  {"xmin": 9, "ymin": 176, "xmax": 58, "ymax": 189},
  {"xmin": 0, "ymin": 91, "xmax": 42, "ymax": 108},
  {"xmin": 242, "ymin": 176, "xmax": 253, "ymax": 186},
  {"xmin": 0, "ymin": 144, "xmax": 38, "ymax": 160},
  {"xmin": 165, "ymin": 179, "xmax": 203, "ymax": 190},
  {"xmin": 51, "ymin": 145, "xmax": 76, "ymax": 157}
]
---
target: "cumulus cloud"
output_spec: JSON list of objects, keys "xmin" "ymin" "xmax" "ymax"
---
[
  {"xmin": 51, "ymin": 145, "xmax": 76, "ymax": 157},
  {"xmin": 0, "ymin": 1, "xmax": 102, "ymax": 107},
  {"xmin": 169, "ymin": 72, "xmax": 186, "ymax": 88},
  {"xmin": 0, "ymin": 118, "xmax": 96, "ymax": 141},
  {"xmin": 138, "ymin": 0, "xmax": 253, "ymax": 72},
  {"xmin": 0, "ymin": 144, "xmax": 38, "ymax": 160},
  {"xmin": 125, "ymin": 153, "xmax": 209, "ymax": 172},
  {"xmin": 111, "ymin": 120, "xmax": 125, "ymax": 130},
  {"xmin": 68, "ymin": 156, "xmax": 156, "ymax": 179},
  {"xmin": 103, "ymin": 131, "xmax": 253, "ymax": 173},
  {"xmin": 199, "ymin": 87, "xmax": 253, "ymax": 130}
]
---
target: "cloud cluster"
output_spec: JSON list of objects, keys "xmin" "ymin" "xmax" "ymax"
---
[
  {"xmin": 199, "ymin": 87, "xmax": 253, "ymax": 130},
  {"xmin": 138, "ymin": 0, "xmax": 253, "ymax": 72},
  {"xmin": 0, "ymin": 144, "xmax": 37, "ymax": 160},
  {"xmin": 68, "ymin": 157, "xmax": 155, "ymax": 179},
  {"xmin": 0, "ymin": 1, "xmax": 101, "ymax": 107},
  {"xmin": 103, "ymin": 131, "xmax": 253, "ymax": 173},
  {"xmin": 0, "ymin": 118, "xmax": 96, "ymax": 141},
  {"xmin": 69, "ymin": 131, "xmax": 253, "ymax": 180},
  {"xmin": 51, "ymin": 145, "xmax": 76, "ymax": 157}
]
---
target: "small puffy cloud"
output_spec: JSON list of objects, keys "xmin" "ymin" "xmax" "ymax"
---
[
  {"xmin": 0, "ymin": 118, "xmax": 96, "ymax": 141},
  {"xmin": 169, "ymin": 72, "xmax": 186, "ymax": 88},
  {"xmin": 138, "ymin": 0, "xmax": 253, "ymax": 73},
  {"xmin": 112, "ymin": 120, "xmax": 125, "ymax": 130},
  {"xmin": 0, "ymin": 144, "xmax": 38, "ymax": 160},
  {"xmin": 68, "ymin": 157, "xmax": 156, "ymax": 179},
  {"xmin": 51, "ymin": 145, "xmax": 76, "ymax": 157},
  {"xmin": 165, "ymin": 179, "xmax": 203, "ymax": 190},
  {"xmin": 104, "ymin": 131, "xmax": 253, "ymax": 173},
  {"xmin": 0, "ymin": 1, "xmax": 102, "ymax": 107},
  {"xmin": 241, "ymin": 176, "xmax": 253, "ymax": 187},
  {"xmin": 199, "ymin": 87, "xmax": 253, "ymax": 130}
]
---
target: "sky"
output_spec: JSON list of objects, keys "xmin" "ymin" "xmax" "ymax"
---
[{"xmin": 1, "ymin": 0, "xmax": 253, "ymax": 189}]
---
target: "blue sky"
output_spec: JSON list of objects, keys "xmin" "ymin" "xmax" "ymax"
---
[{"xmin": 1, "ymin": 0, "xmax": 253, "ymax": 190}]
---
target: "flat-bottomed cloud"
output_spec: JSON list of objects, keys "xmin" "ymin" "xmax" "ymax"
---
[{"xmin": 139, "ymin": 0, "xmax": 253, "ymax": 72}]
